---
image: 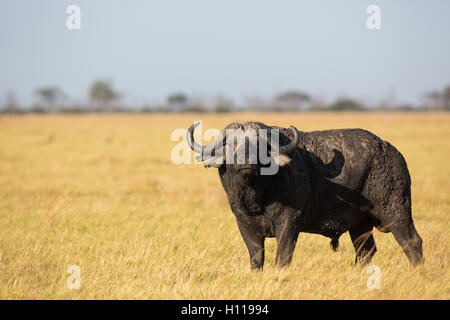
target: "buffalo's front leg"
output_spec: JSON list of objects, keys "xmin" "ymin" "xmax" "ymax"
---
[
  {"xmin": 237, "ymin": 220, "xmax": 265, "ymax": 270},
  {"xmin": 275, "ymin": 218, "xmax": 299, "ymax": 268}
]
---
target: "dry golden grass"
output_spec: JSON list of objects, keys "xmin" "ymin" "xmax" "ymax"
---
[{"xmin": 0, "ymin": 112, "xmax": 448, "ymax": 299}]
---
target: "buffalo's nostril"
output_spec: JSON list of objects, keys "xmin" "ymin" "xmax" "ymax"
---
[
  {"xmin": 238, "ymin": 168, "xmax": 256, "ymax": 175},
  {"xmin": 239, "ymin": 169, "xmax": 253, "ymax": 175}
]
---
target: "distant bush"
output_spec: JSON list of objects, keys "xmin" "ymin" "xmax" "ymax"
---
[{"xmin": 328, "ymin": 98, "xmax": 365, "ymax": 111}]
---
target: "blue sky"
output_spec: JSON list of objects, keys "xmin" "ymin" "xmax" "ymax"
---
[{"xmin": 0, "ymin": 0, "xmax": 449, "ymax": 107}]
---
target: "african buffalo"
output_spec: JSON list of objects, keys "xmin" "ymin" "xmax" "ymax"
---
[{"xmin": 187, "ymin": 121, "xmax": 424, "ymax": 269}]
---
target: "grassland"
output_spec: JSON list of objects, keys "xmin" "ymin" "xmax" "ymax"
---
[{"xmin": 0, "ymin": 112, "xmax": 448, "ymax": 299}]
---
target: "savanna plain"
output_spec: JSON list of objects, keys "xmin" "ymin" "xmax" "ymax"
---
[{"xmin": 0, "ymin": 112, "xmax": 448, "ymax": 299}]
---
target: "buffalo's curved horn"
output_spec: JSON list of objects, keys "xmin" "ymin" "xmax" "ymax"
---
[
  {"xmin": 186, "ymin": 122, "xmax": 206, "ymax": 154},
  {"xmin": 279, "ymin": 126, "xmax": 300, "ymax": 154}
]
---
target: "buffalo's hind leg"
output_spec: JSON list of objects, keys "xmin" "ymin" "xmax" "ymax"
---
[
  {"xmin": 363, "ymin": 141, "xmax": 424, "ymax": 267},
  {"xmin": 373, "ymin": 195, "xmax": 424, "ymax": 266},
  {"xmin": 389, "ymin": 221, "xmax": 423, "ymax": 267},
  {"xmin": 349, "ymin": 220, "xmax": 377, "ymax": 265}
]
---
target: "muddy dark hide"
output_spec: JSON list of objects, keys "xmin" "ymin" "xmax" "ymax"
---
[{"xmin": 189, "ymin": 122, "xmax": 424, "ymax": 269}]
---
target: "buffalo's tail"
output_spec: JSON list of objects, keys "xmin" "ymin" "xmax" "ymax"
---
[{"xmin": 330, "ymin": 238, "xmax": 339, "ymax": 251}]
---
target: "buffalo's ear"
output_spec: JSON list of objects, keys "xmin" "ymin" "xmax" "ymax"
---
[
  {"xmin": 204, "ymin": 156, "xmax": 224, "ymax": 168},
  {"xmin": 273, "ymin": 153, "xmax": 292, "ymax": 166}
]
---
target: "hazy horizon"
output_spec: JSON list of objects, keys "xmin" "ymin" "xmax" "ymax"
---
[{"xmin": 1, "ymin": 0, "xmax": 449, "ymax": 107}]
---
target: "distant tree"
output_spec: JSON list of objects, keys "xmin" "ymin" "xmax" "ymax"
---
[
  {"xmin": 424, "ymin": 91, "xmax": 442, "ymax": 110},
  {"xmin": 35, "ymin": 87, "xmax": 65, "ymax": 111},
  {"xmin": 244, "ymin": 95, "xmax": 269, "ymax": 111},
  {"xmin": 89, "ymin": 79, "xmax": 119, "ymax": 110},
  {"xmin": 273, "ymin": 91, "xmax": 311, "ymax": 111},
  {"xmin": 212, "ymin": 95, "xmax": 234, "ymax": 113},
  {"xmin": 184, "ymin": 97, "xmax": 207, "ymax": 112},
  {"xmin": 3, "ymin": 91, "xmax": 20, "ymax": 113},
  {"xmin": 443, "ymin": 86, "xmax": 450, "ymax": 110},
  {"xmin": 167, "ymin": 93, "xmax": 187, "ymax": 111},
  {"xmin": 423, "ymin": 86, "xmax": 450, "ymax": 110},
  {"xmin": 328, "ymin": 98, "xmax": 364, "ymax": 111},
  {"xmin": 395, "ymin": 104, "xmax": 415, "ymax": 111}
]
